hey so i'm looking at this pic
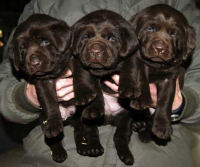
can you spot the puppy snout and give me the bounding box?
[88,43,104,59]
[29,54,41,67]
[152,40,168,55]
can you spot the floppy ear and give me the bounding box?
[119,23,139,57]
[183,25,196,60]
[51,21,72,53]
[129,13,138,31]
[8,41,20,71]
[71,22,83,56]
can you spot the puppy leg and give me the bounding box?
[119,56,141,99]
[73,58,97,105]
[73,117,104,157]
[130,62,153,110]
[35,79,63,138]
[82,85,105,119]
[152,77,176,139]
[113,111,134,165]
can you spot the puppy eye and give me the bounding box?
[40,39,50,46]
[146,26,156,32]
[82,34,91,40]
[107,35,116,41]
[169,30,178,37]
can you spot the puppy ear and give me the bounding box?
[71,22,82,56]
[119,23,139,57]
[51,21,72,53]
[8,42,20,71]
[183,25,196,60]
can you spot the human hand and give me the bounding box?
[104,75,183,110]
[26,69,74,108]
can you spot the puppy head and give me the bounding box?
[72,10,138,75]
[9,14,71,77]
[130,4,196,65]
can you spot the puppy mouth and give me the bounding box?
[88,63,105,69]
[32,71,47,76]
[146,56,168,63]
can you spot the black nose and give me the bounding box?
[29,54,41,67]
[152,40,168,55]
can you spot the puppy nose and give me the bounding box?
[29,54,41,67]
[152,40,167,54]
[89,43,104,57]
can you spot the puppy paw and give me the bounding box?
[42,117,63,138]
[50,142,67,163]
[82,105,104,120]
[115,142,134,165]
[132,121,147,132]
[152,117,172,140]
[119,85,141,99]
[130,96,152,110]
[114,135,134,165]
[75,89,97,106]
[75,134,104,157]
[118,150,134,166]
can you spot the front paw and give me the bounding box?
[42,117,63,138]
[130,95,152,110]
[152,116,172,140]
[75,88,97,106]
[82,104,104,120]
[119,84,141,99]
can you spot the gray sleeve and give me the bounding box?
[173,0,200,124]
[0,60,40,124]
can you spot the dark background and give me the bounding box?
[0,0,30,61]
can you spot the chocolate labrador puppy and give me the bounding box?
[129,4,196,140]
[72,9,139,119]
[9,14,72,162]
[71,10,139,165]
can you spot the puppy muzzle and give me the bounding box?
[82,41,112,68]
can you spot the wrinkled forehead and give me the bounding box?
[78,21,117,34]
[143,6,188,26]
[138,11,186,32]
[14,27,53,41]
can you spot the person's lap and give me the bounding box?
[0,124,194,167]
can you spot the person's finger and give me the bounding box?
[149,83,157,107]
[57,85,74,97]
[172,79,183,110]
[63,69,72,77]
[104,81,118,92]
[175,79,182,98]
[59,92,75,101]
[112,74,119,85]
[149,83,157,95]
[56,78,73,90]
[26,83,40,106]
